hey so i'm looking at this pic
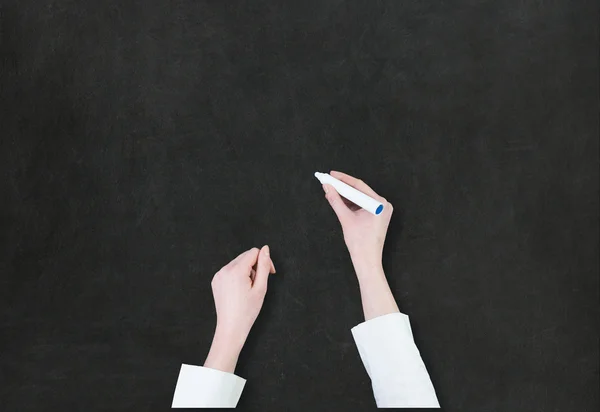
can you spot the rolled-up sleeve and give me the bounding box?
[171,364,246,408]
[351,312,440,408]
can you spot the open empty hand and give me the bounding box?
[204,246,275,373]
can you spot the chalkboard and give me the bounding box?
[1,1,598,411]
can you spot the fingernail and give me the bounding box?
[263,245,270,256]
[323,184,329,194]
[271,261,277,273]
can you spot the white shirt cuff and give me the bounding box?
[351,312,440,408]
[172,364,246,408]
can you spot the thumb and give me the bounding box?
[253,245,272,292]
[323,184,351,224]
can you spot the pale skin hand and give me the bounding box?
[323,171,400,321]
[204,172,395,372]
[204,245,276,373]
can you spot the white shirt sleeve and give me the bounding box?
[171,364,246,408]
[351,312,440,408]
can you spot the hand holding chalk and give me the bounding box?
[314,172,384,215]
[316,171,393,276]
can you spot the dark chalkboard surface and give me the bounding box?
[1,1,598,411]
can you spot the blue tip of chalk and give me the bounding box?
[376,205,384,215]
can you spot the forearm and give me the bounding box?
[203,329,244,374]
[353,260,399,321]
[351,261,438,408]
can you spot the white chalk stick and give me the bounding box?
[314,172,384,216]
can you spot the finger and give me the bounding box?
[230,247,260,272]
[386,202,394,217]
[229,248,257,265]
[329,170,385,201]
[253,245,272,291]
[323,184,352,224]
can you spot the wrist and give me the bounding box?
[214,324,248,351]
[204,328,245,374]
[352,266,400,321]
[350,256,385,280]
